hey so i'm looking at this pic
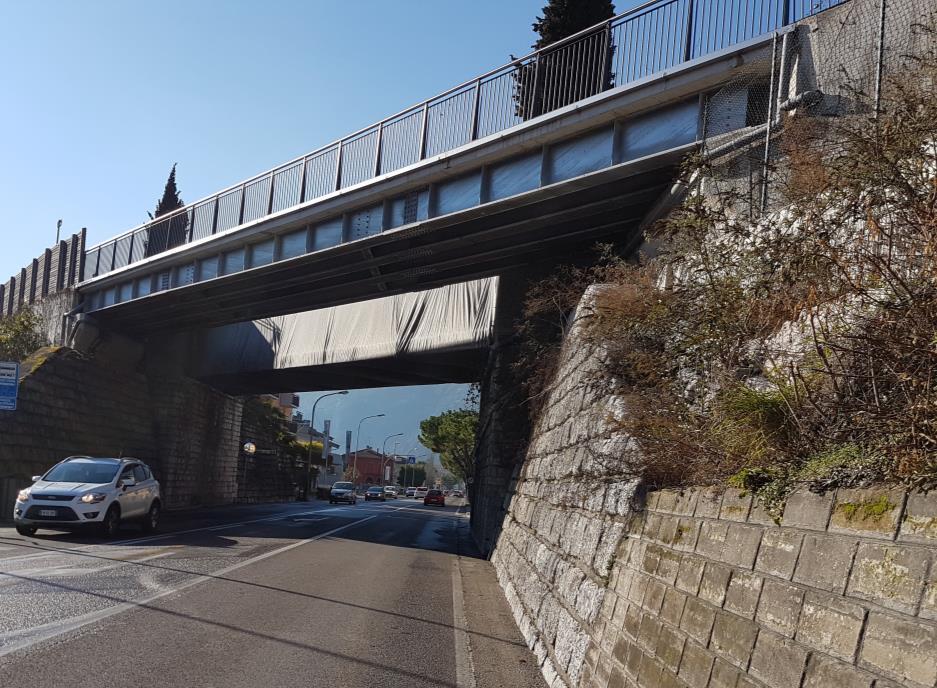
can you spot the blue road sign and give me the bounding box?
[0,361,19,411]
[407,456,416,464]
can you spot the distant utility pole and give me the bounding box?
[56,219,62,244]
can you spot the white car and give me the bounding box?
[414,486,429,500]
[329,481,357,505]
[13,456,161,538]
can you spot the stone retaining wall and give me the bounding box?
[582,486,937,688]
[490,294,937,688]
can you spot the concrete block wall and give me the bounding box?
[0,346,277,518]
[582,486,937,688]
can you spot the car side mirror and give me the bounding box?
[31,476,41,482]
[119,477,136,488]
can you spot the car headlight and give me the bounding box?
[16,488,31,502]
[80,492,108,504]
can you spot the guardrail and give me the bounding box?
[82,0,847,282]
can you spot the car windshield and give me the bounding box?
[368,487,382,493]
[333,482,353,490]
[428,490,441,496]
[43,460,119,484]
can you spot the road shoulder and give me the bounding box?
[455,513,546,688]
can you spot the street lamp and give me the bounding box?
[382,433,404,486]
[305,390,348,500]
[353,413,385,488]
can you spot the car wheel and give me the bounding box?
[15,524,37,537]
[142,500,160,533]
[101,505,121,538]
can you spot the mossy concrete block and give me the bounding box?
[723,570,763,619]
[781,490,833,531]
[677,641,714,688]
[710,611,759,669]
[793,534,857,594]
[802,653,873,688]
[748,631,809,688]
[709,659,742,688]
[846,542,931,615]
[831,487,905,540]
[796,592,866,662]
[698,562,732,607]
[693,487,724,519]
[719,488,753,522]
[859,612,937,686]
[722,523,763,569]
[655,623,686,673]
[756,579,804,638]
[755,528,803,580]
[899,491,937,545]
[679,597,716,647]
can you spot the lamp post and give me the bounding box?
[305,390,348,500]
[353,413,385,489]
[382,433,404,486]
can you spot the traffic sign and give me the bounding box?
[0,361,19,411]
[407,456,416,464]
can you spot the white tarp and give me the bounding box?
[195,277,498,375]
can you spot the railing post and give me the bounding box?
[266,171,277,215]
[599,20,613,92]
[469,79,482,141]
[418,102,430,160]
[237,184,247,225]
[684,0,696,62]
[127,231,135,265]
[334,142,344,191]
[530,53,543,118]
[211,196,219,235]
[373,123,384,177]
[298,157,308,204]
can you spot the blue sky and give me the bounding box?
[1,0,641,457]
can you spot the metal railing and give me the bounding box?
[83,0,847,282]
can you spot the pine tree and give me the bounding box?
[514,0,616,120]
[145,163,189,257]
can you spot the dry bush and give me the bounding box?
[518,28,937,509]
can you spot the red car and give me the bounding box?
[423,489,446,506]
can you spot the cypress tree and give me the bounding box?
[146,163,189,257]
[514,0,616,120]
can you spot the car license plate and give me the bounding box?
[39,509,57,517]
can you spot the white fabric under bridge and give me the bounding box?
[195,277,498,375]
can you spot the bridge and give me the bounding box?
[0,0,852,397]
[67,0,844,345]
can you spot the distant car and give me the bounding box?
[424,489,445,507]
[405,487,416,497]
[383,486,397,499]
[451,489,464,498]
[365,486,386,501]
[13,456,161,538]
[414,486,429,500]
[329,482,357,505]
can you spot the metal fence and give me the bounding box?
[83,0,849,282]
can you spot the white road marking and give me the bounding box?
[0,550,173,581]
[451,505,477,688]
[0,506,339,563]
[0,509,394,658]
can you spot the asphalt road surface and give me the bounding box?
[0,498,545,688]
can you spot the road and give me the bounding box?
[0,498,544,688]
